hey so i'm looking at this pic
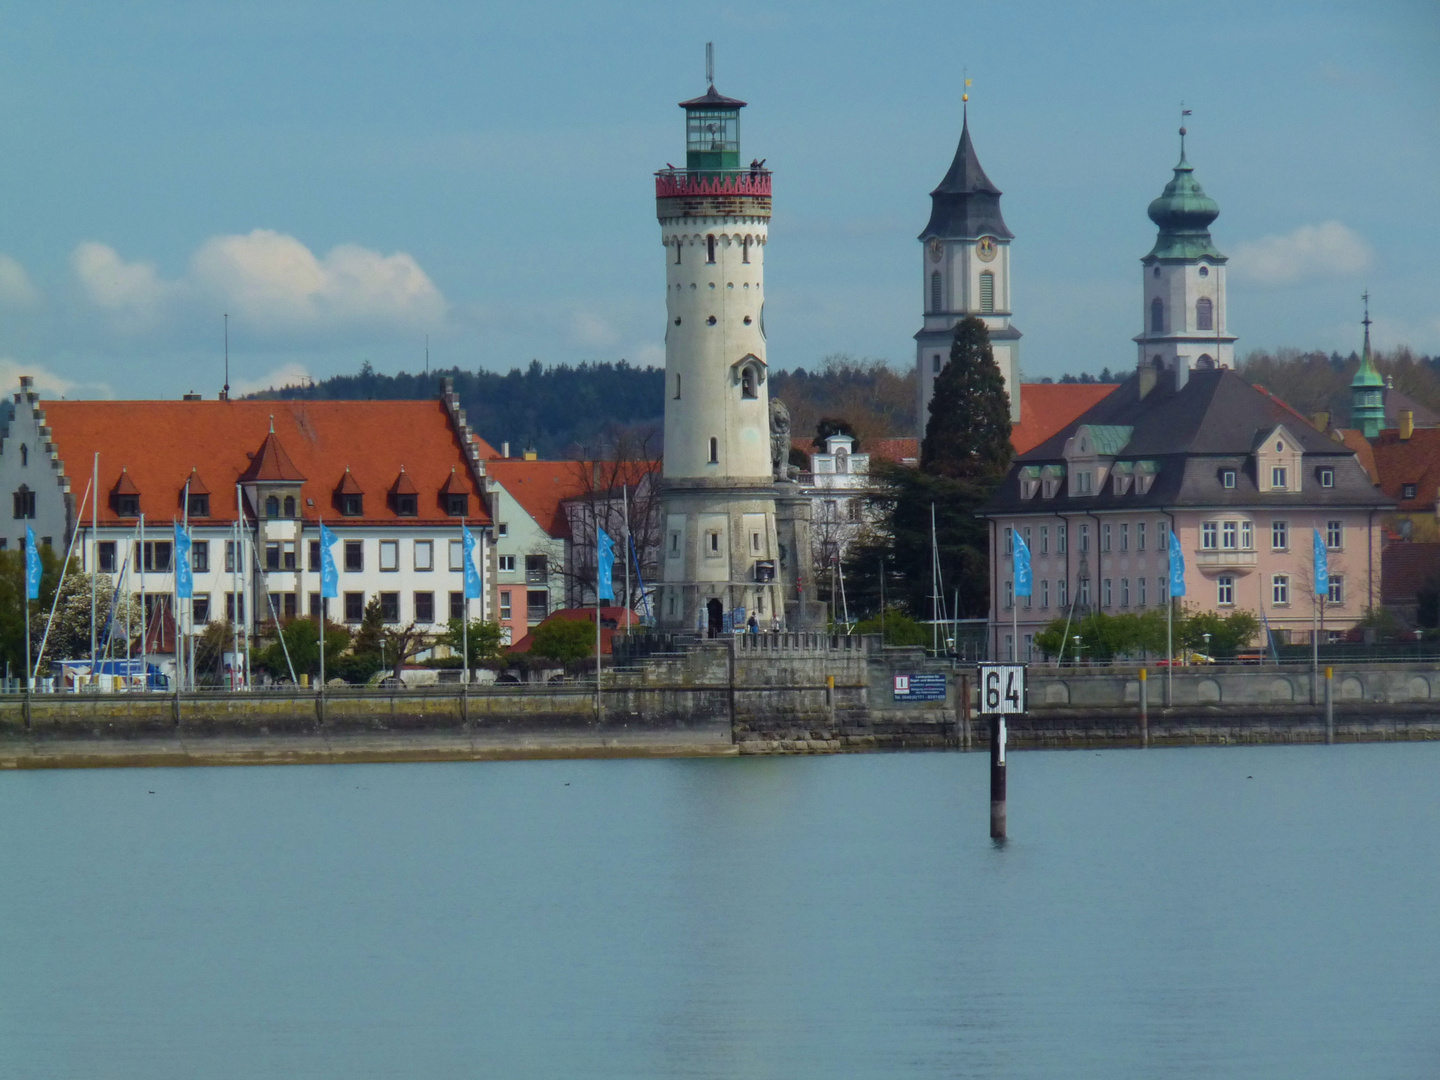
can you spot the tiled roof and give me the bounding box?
[1381,542,1440,604]
[1337,429,1379,484]
[1010,383,1119,455]
[40,398,490,526]
[985,369,1391,515]
[238,429,306,483]
[1370,427,1440,511]
[487,459,593,539]
[868,438,919,465]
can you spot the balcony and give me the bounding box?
[654,168,771,198]
[1194,548,1258,570]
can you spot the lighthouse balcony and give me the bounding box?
[655,168,771,197]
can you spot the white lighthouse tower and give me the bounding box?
[654,57,816,634]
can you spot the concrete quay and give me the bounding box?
[0,638,1436,769]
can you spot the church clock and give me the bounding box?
[976,236,997,261]
[927,237,943,262]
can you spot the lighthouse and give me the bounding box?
[653,58,816,634]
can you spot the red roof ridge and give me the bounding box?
[390,466,418,495]
[113,467,140,495]
[182,467,210,495]
[335,468,363,495]
[440,468,468,495]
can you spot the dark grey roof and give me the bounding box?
[983,369,1393,515]
[679,85,746,109]
[919,113,1013,241]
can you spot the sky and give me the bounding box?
[0,0,1436,400]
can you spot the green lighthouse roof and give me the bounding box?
[1144,130,1224,262]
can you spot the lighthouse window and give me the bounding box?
[706,315,717,325]
[674,374,682,400]
[1151,297,1164,333]
[19,445,26,467]
[708,437,718,464]
[933,354,941,374]
[1196,297,1213,331]
[979,271,995,314]
[674,240,681,265]
[930,272,941,312]
[742,237,751,264]
[706,235,716,264]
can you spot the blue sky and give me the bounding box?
[0,0,1435,399]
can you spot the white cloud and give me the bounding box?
[0,358,114,399]
[230,362,314,397]
[568,310,620,348]
[72,230,446,340]
[1230,221,1374,286]
[0,255,40,308]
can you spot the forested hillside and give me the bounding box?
[254,355,919,458]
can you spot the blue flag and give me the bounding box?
[1313,528,1329,598]
[174,523,193,599]
[596,526,615,603]
[1012,529,1032,597]
[24,525,41,600]
[462,525,483,600]
[319,523,339,599]
[1168,528,1186,597]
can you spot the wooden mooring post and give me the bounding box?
[1139,667,1149,748]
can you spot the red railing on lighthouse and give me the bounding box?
[655,169,772,198]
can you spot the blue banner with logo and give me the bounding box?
[1012,529,1032,597]
[24,525,40,600]
[1168,528,1186,597]
[462,525,483,600]
[596,526,615,603]
[174,523,193,599]
[319,523,339,599]
[1313,528,1329,597]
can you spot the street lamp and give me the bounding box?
[1202,631,1211,662]
[1073,634,1083,666]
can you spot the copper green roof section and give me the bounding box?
[1083,425,1135,456]
[1351,300,1386,438]
[1144,132,1225,262]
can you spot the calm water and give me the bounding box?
[2,745,1438,1079]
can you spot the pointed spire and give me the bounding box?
[921,104,1012,241]
[1352,291,1383,388]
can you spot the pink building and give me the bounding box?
[980,134,1390,659]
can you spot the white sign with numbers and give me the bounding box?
[977,664,1026,716]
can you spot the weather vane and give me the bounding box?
[1362,290,1371,329]
[705,41,713,87]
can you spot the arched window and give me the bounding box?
[1151,297,1164,333]
[930,271,942,312]
[265,495,280,518]
[708,437,718,464]
[742,237,751,264]
[979,271,995,314]
[674,374,682,400]
[706,235,716,264]
[283,495,296,518]
[1196,297,1213,331]
[19,445,27,467]
[1196,353,1215,370]
[741,366,757,399]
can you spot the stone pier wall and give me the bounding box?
[1,641,1437,769]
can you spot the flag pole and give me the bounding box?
[595,508,602,721]
[318,514,326,695]
[89,453,98,685]
[461,516,469,688]
[623,485,631,631]
[139,513,147,690]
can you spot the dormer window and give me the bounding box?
[283,495,296,518]
[336,468,364,517]
[1403,483,1418,500]
[187,494,210,517]
[265,496,280,518]
[396,493,418,516]
[117,494,139,517]
[1271,466,1288,490]
[1319,468,1334,489]
[343,494,363,516]
[1222,469,1236,490]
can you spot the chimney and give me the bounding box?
[1312,411,1330,432]
[183,392,202,401]
[523,446,538,461]
[1139,364,1157,399]
[501,441,510,459]
[1400,410,1414,440]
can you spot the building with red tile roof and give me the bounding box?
[1010,383,1120,456]
[0,376,495,682]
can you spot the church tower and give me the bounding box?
[1350,293,1386,438]
[654,58,815,633]
[915,105,1021,438]
[1136,125,1237,397]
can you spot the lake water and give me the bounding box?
[2,744,1438,1079]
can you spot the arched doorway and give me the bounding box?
[707,598,724,638]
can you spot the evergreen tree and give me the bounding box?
[920,316,1013,481]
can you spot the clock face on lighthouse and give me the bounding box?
[976,236,997,262]
[927,237,943,262]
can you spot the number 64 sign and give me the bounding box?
[977,663,1026,716]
